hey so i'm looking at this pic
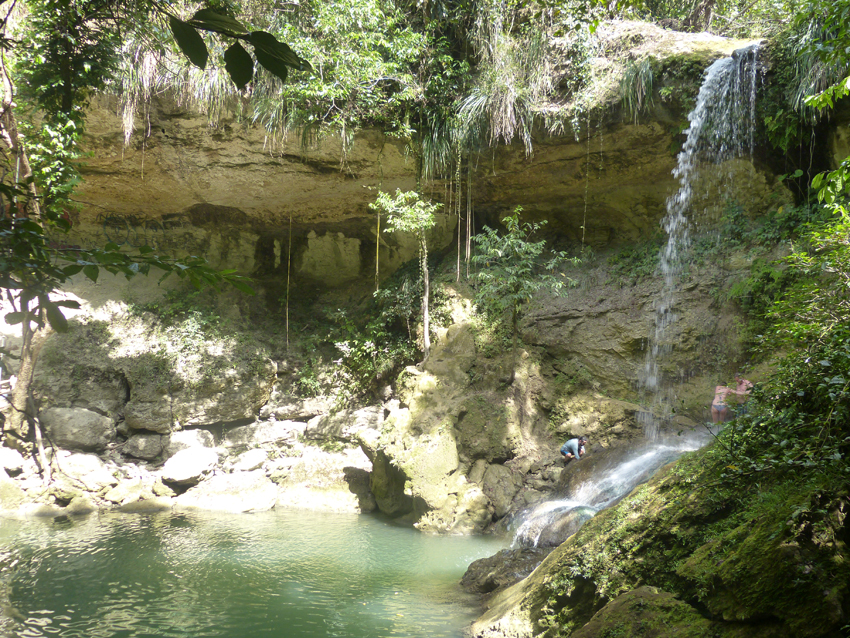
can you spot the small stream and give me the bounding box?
[0,509,505,638]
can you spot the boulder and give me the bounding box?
[231,448,267,472]
[224,420,305,449]
[41,407,116,451]
[103,478,146,505]
[163,429,215,458]
[160,447,219,485]
[570,587,716,638]
[260,394,332,420]
[461,548,553,594]
[53,451,118,492]
[124,399,173,434]
[304,406,383,441]
[175,470,278,513]
[482,464,521,518]
[123,433,165,460]
[65,495,98,515]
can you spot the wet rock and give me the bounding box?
[535,506,598,547]
[123,433,165,460]
[176,470,278,513]
[462,548,553,595]
[161,447,219,485]
[41,407,116,452]
[163,429,215,458]
[118,497,173,513]
[65,495,97,515]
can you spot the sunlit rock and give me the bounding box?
[176,470,278,513]
[160,447,219,485]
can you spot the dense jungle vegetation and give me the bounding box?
[0,0,848,557]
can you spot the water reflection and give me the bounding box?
[0,510,505,638]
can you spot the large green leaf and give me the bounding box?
[4,311,25,325]
[44,303,69,333]
[83,264,99,283]
[248,31,310,81]
[189,8,249,37]
[169,16,208,70]
[224,42,254,90]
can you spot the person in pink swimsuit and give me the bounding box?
[711,385,734,423]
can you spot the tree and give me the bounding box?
[471,207,577,383]
[369,190,440,359]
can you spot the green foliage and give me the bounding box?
[15,0,122,115]
[370,189,440,237]
[607,232,664,285]
[714,205,850,484]
[620,59,655,123]
[471,208,578,349]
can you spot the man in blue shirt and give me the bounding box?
[560,436,587,462]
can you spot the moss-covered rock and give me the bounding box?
[471,446,849,637]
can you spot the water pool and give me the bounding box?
[0,509,505,638]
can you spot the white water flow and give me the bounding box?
[639,45,761,438]
[512,437,706,548]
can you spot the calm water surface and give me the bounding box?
[0,509,505,638]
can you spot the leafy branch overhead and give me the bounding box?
[168,8,313,90]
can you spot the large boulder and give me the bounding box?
[41,407,116,452]
[304,406,383,441]
[163,429,215,458]
[481,464,522,519]
[175,470,278,513]
[160,447,219,485]
[53,451,118,492]
[274,446,377,514]
[223,420,305,450]
[123,433,165,460]
[461,548,553,595]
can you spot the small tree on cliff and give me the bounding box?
[369,190,440,360]
[472,207,577,383]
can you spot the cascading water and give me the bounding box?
[639,44,762,438]
[511,438,706,548]
[511,49,764,548]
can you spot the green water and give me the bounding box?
[0,509,505,638]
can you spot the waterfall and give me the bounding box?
[639,44,762,438]
[511,438,705,548]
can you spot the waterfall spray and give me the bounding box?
[639,45,762,438]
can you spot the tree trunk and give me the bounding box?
[509,306,518,385]
[4,309,50,448]
[420,236,430,359]
[684,0,716,31]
